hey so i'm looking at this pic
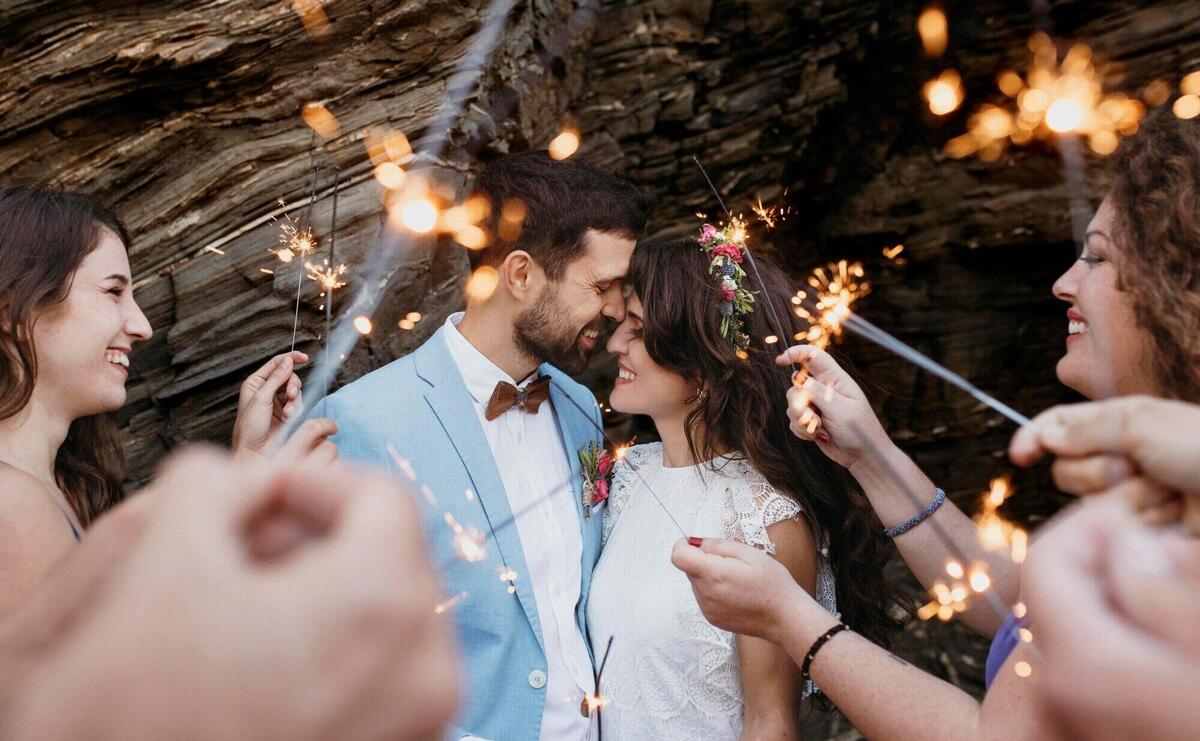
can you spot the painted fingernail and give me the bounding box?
[817,432,831,443]
[688,536,703,547]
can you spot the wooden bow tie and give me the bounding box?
[484,376,552,421]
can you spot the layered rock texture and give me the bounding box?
[4,0,1198,735]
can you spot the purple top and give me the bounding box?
[985,612,1027,688]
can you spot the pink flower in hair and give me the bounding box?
[721,286,736,302]
[698,224,719,245]
[711,244,743,263]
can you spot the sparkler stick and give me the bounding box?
[326,164,341,346]
[290,159,323,352]
[840,313,1032,426]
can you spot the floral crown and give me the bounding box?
[697,218,756,351]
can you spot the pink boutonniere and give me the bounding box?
[579,441,615,519]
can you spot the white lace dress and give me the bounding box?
[586,443,838,740]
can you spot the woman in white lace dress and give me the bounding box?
[586,237,901,739]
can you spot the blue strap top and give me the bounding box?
[985,611,1027,688]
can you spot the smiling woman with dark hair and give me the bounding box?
[0,185,336,618]
[586,233,902,739]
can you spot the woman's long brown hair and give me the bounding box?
[629,239,903,646]
[0,185,129,527]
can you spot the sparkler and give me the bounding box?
[548,127,581,160]
[944,34,1144,161]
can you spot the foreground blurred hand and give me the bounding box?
[1023,494,1200,740]
[1010,396,1200,527]
[0,448,458,741]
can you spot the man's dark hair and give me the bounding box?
[467,150,645,279]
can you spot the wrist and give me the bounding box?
[773,584,840,655]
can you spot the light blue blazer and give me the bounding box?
[311,326,605,740]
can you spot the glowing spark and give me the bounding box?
[398,310,423,332]
[204,245,225,255]
[917,6,948,57]
[1019,627,1034,643]
[374,162,406,190]
[397,198,439,234]
[548,129,581,160]
[259,268,275,275]
[419,484,438,507]
[968,565,991,593]
[291,0,330,38]
[498,199,527,244]
[435,592,467,614]
[882,244,905,260]
[794,260,870,350]
[946,36,1144,160]
[751,194,791,229]
[1014,661,1032,678]
[465,266,500,302]
[946,560,964,579]
[1045,98,1084,133]
[301,102,340,140]
[444,512,487,562]
[305,260,347,292]
[454,225,489,250]
[385,444,419,481]
[1173,94,1200,120]
[275,213,317,261]
[764,335,779,345]
[353,315,373,335]
[582,694,609,716]
[498,567,518,594]
[465,488,475,502]
[1013,602,1027,619]
[1010,528,1028,564]
[924,70,963,115]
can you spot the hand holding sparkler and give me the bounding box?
[232,351,338,465]
[1010,396,1200,531]
[670,537,837,647]
[776,344,891,470]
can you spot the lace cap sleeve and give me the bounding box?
[718,459,802,555]
[602,443,657,545]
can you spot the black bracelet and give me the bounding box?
[884,487,946,538]
[800,623,848,685]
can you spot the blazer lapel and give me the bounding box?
[420,331,544,651]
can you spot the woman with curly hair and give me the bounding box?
[586,232,902,739]
[671,111,1200,740]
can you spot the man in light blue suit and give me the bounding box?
[313,151,645,741]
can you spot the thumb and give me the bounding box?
[777,344,854,388]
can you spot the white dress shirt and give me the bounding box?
[443,313,596,741]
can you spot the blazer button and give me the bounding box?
[528,670,547,689]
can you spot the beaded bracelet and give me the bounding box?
[801,623,848,685]
[884,487,946,538]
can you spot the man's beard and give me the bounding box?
[513,287,591,375]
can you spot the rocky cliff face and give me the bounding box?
[4,0,1197,735]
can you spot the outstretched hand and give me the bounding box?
[1009,396,1200,527]
[775,344,891,470]
[670,537,835,646]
